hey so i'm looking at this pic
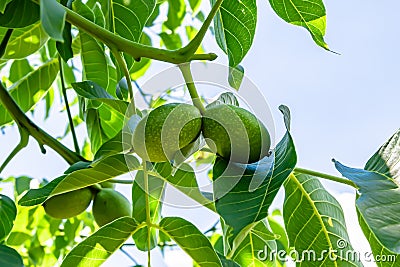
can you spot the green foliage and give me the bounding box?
[0,0,398,266]
[0,23,48,59]
[283,173,362,266]
[0,194,16,242]
[132,170,165,251]
[0,245,23,267]
[61,217,138,267]
[212,107,295,238]
[0,59,59,126]
[159,217,222,266]
[268,0,329,50]
[40,0,66,42]
[212,0,257,67]
[0,0,39,28]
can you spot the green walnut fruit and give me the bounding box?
[133,103,202,162]
[43,188,93,219]
[92,188,132,227]
[202,104,271,164]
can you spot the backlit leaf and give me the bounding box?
[211,0,257,67]
[160,217,222,267]
[0,194,17,242]
[0,59,59,127]
[283,173,361,266]
[268,0,329,50]
[61,217,138,267]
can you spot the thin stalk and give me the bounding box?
[294,167,357,188]
[178,63,206,114]
[143,161,152,267]
[59,57,80,154]
[108,179,134,184]
[111,49,136,111]
[0,82,84,165]
[179,0,223,56]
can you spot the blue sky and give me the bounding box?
[1,0,399,266]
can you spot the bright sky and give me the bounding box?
[1,0,399,266]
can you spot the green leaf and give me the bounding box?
[0,0,39,28]
[112,0,156,42]
[334,160,400,254]
[0,194,17,242]
[164,0,186,31]
[132,170,165,251]
[365,129,400,181]
[212,106,296,237]
[0,59,59,127]
[72,81,130,116]
[111,0,156,72]
[267,210,288,257]
[130,33,152,79]
[283,173,362,266]
[189,0,202,15]
[73,1,113,92]
[86,108,109,153]
[0,0,13,13]
[212,0,257,67]
[0,22,49,59]
[40,0,66,42]
[159,32,182,50]
[360,129,400,262]
[53,154,139,195]
[9,59,33,82]
[159,217,222,267]
[18,176,66,206]
[72,80,113,99]
[19,154,140,206]
[61,217,138,267]
[0,245,23,267]
[56,0,73,62]
[231,220,277,267]
[268,0,329,50]
[228,65,244,90]
[93,129,134,161]
[357,210,400,266]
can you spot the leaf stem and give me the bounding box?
[108,179,134,184]
[178,63,206,114]
[178,0,223,56]
[59,57,80,154]
[110,49,136,114]
[294,167,357,188]
[143,161,152,267]
[0,82,85,165]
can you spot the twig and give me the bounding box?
[294,167,357,188]
[59,57,80,154]
[0,82,85,165]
